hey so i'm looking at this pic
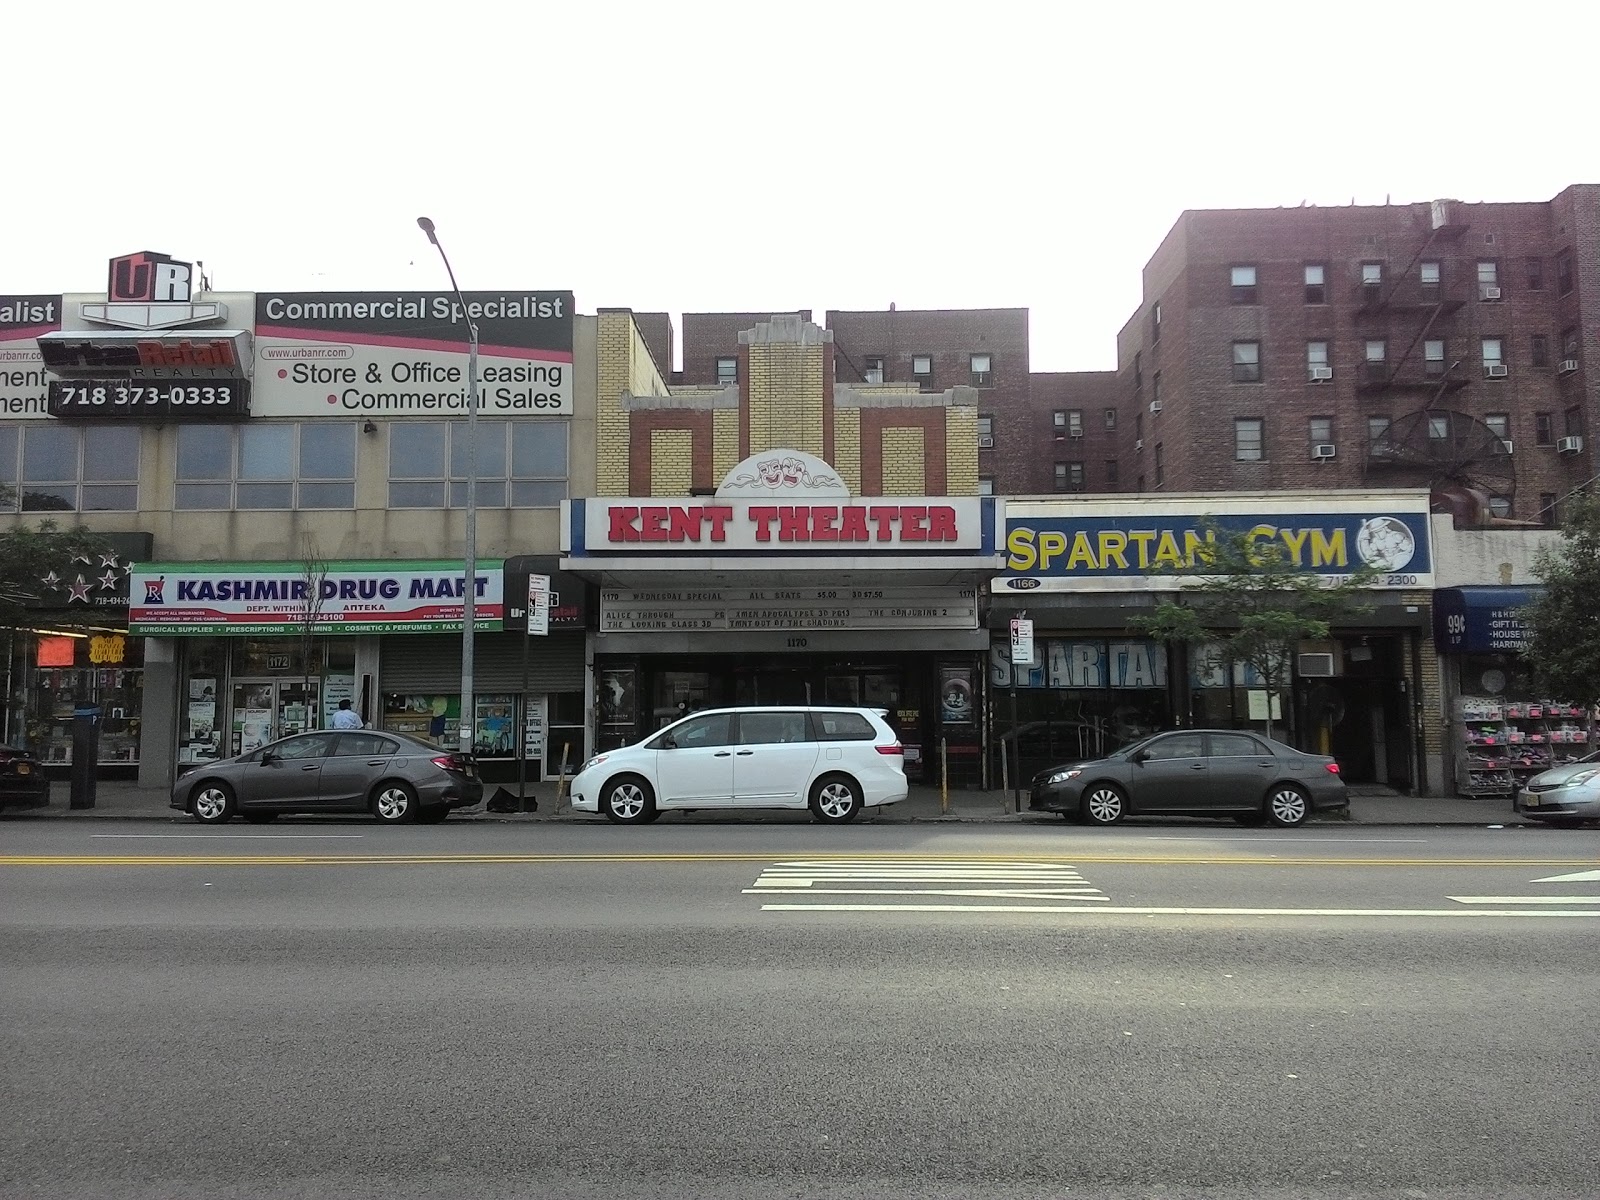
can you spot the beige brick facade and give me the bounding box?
[747,342,824,455]
[712,408,740,482]
[833,408,862,494]
[944,406,979,494]
[596,310,670,495]
[881,428,926,495]
[649,429,694,496]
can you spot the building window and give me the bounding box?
[1308,417,1333,450]
[1558,252,1574,296]
[1306,340,1330,380]
[1151,302,1162,343]
[1053,410,1066,428]
[1067,409,1083,436]
[4,425,140,513]
[715,356,737,385]
[1488,496,1512,519]
[1137,475,1145,493]
[1304,263,1327,305]
[1104,407,1117,429]
[911,354,933,390]
[1152,371,1162,404]
[1535,412,1555,446]
[1527,257,1545,291]
[1424,338,1446,377]
[976,476,994,496]
[1053,462,1068,492]
[387,419,567,509]
[1428,414,1449,441]
[1231,341,1261,383]
[1230,265,1259,304]
[178,423,356,511]
[1419,260,1442,292]
[1477,260,1500,299]
[1152,444,1163,487]
[1482,337,1505,374]
[1133,351,1143,390]
[969,353,992,386]
[1561,327,1581,361]
[977,415,994,441]
[1361,261,1383,287]
[1105,459,1119,487]
[1365,339,1388,382]
[1135,411,1143,442]
[1367,416,1391,446]
[1566,406,1583,437]
[1234,418,1263,461]
[1068,462,1086,492]
[1539,493,1559,527]
[1531,334,1550,368]
[1486,413,1511,453]
[863,356,885,384]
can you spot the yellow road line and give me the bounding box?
[1,852,1597,868]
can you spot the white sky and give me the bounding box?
[8,0,1598,371]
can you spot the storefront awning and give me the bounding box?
[1433,586,1537,654]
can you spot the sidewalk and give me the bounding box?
[2,779,1542,826]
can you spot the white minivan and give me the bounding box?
[570,706,908,823]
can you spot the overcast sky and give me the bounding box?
[8,0,1596,371]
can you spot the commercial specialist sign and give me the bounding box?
[998,495,1433,591]
[252,290,574,417]
[129,560,504,635]
[0,295,59,418]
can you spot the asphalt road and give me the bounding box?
[3,820,1598,1199]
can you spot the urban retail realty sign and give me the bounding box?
[129,560,504,635]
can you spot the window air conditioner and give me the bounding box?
[1309,366,1333,381]
[1482,286,1503,300]
[1485,363,1508,378]
[1149,400,1163,413]
[1558,435,1584,454]
[1134,438,1144,451]
[1069,427,1083,437]
[1297,652,1337,678]
[1559,359,1580,374]
[1311,444,1337,460]
[1498,439,1514,455]
[977,435,995,449]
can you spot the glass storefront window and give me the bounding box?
[20,632,144,764]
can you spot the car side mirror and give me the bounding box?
[661,736,677,750]
[1131,749,1151,764]
[260,750,277,765]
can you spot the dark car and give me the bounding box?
[0,743,51,812]
[170,730,483,825]
[1030,728,1347,827]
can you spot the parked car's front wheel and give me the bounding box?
[810,774,862,823]
[1081,783,1127,826]
[191,781,235,825]
[371,781,418,824]
[601,775,655,824]
[1266,783,1310,827]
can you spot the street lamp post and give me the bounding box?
[416,217,480,754]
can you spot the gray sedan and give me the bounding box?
[1030,729,1348,827]
[1515,750,1600,827]
[170,730,483,825]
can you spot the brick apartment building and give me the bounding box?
[1113,187,1600,523]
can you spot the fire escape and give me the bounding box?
[1361,202,1514,518]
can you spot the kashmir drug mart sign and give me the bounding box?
[129,561,504,635]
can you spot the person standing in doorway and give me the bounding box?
[330,699,363,730]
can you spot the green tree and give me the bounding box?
[0,488,111,629]
[1525,490,1600,747]
[1129,520,1380,740]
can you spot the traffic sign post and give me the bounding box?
[514,574,553,811]
[1008,616,1033,813]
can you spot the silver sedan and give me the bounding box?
[1515,751,1600,828]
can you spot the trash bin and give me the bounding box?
[69,705,101,810]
